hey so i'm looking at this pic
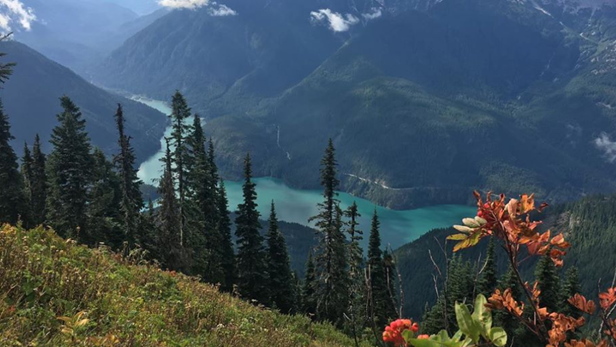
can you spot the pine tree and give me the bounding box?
[235,153,269,305]
[383,249,398,317]
[217,179,236,292]
[310,139,349,326]
[302,251,317,317]
[343,202,366,338]
[0,98,27,225]
[535,255,562,313]
[169,91,192,246]
[21,142,33,226]
[477,237,498,296]
[0,41,14,84]
[30,135,47,226]
[113,104,144,247]
[367,209,396,328]
[157,138,186,271]
[266,201,296,313]
[46,96,93,240]
[87,149,122,247]
[561,267,581,317]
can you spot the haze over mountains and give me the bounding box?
[91,0,616,208]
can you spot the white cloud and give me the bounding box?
[209,4,236,16]
[0,0,36,32]
[310,9,359,33]
[158,0,209,10]
[594,132,616,162]
[362,7,382,20]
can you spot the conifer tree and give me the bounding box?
[21,142,33,226]
[87,148,122,247]
[235,153,269,305]
[266,201,296,313]
[367,209,395,327]
[46,96,93,240]
[29,135,47,226]
[0,99,27,225]
[113,104,144,247]
[302,251,317,317]
[383,249,398,316]
[561,267,581,317]
[344,202,366,337]
[310,139,349,326]
[157,138,185,271]
[217,179,236,292]
[477,237,498,296]
[535,254,562,313]
[170,91,192,246]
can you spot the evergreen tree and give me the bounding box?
[157,138,186,271]
[421,296,447,335]
[217,179,236,292]
[561,267,582,318]
[535,255,562,313]
[477,237,498,296]
[367,209,395,328]
[30,135,47,226]
[0,98,27,225]
[266,201,296,313]
[46,96,93,240]
[302,251,317,317]
[87,149,122,247]
[169,91,192,246]
[383,249,398,317]
[21,142,33,226]
[309,139,349,326]
[235,153,269,305]
[113,104,144,247]
[344,202,366,337]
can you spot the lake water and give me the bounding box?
[132,95,475,248]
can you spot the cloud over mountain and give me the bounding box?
[0,0,36,32]
[310,8,359,32]
[158,0,209,10]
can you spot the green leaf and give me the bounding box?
[472,294,492,337]
[402,329,414,343]
[455,302,480,342]
[462,218,480,227]
[488,327,507,347]
[447,233,469,241]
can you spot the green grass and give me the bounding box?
[0,225,370,347]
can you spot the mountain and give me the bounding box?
[0,41,166,161]
[0,224,367,347]
[395,193,616,320]
[100,0,162,15]
[96,0,616,209]
[14,0,168,73]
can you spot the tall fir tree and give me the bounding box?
[186,116,224,284]
[0,98,27,225]
[157,138,186,271]
[169,91,192,246]
[87,148,122,247]
[21,142,33,226]
[477,237,498,296]
[235,153,269,305]
[343,202,366,337]
[217,179,236,292]
[561,267,581,318]
[113,104,144,247]
[266,201,296,313]
[367,209,396,328]
[302,251,318,317]
[46,96,93,240]
[29,135,47,226]
[309,139,349,326]
[535,255,562,313]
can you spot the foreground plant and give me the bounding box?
[383,294,507,347]
[448,192,616,347]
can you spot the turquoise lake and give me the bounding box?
[132,95,475,248]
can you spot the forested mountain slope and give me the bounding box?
[395,193,616,320]
[0,41,166,161]
[96,0,616,208]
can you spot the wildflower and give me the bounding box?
[383,319,419,346]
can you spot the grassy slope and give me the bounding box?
[0,225,366,347]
